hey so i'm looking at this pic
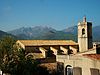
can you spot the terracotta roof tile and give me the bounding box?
[83,54,100,60]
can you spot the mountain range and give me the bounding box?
[0,30,8,38]
[0,25,100,41]
[0,30,16,39]
[8,26,77,41]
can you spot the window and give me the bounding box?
[82,28,85,35]
[57,62,64,75]
[73,67,82,75]
[90,68,99,75]
[65,65,73,75]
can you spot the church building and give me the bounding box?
[16,17,100,75]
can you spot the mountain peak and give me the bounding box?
[8,26,57,39]
[6,25,100,41]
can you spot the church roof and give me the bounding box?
[83,54,100,60]
[17,40,78,46]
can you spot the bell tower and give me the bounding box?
[78,17,93,52]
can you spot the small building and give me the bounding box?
[57,54,100,75]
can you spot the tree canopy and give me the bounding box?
[0,36,51,75]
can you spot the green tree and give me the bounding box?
[0,36,50,75]
[0,36,16,73]
[0,36,38,75]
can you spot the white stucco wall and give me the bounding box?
[56,55,100,75]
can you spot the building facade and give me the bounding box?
[57,17,100,75]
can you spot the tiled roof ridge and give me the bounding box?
[17,40,78,46]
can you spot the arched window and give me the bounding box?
[65,65,73,75]
[82,28,85,35]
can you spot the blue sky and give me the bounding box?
[0,0,100,31]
